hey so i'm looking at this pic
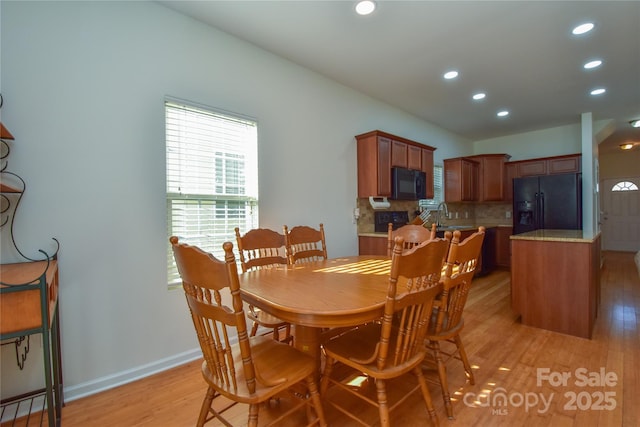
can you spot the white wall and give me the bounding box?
[581,113,598,237]
[473,123,582,160]
[599,149,640,179]
[0,1,469,400]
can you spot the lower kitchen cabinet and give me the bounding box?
[358,235,388,256]
[495,226,513,268]
[359,226,499,277]
[436,227,495,276]
[510,231,601,338]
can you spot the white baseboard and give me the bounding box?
[63,348,202,402]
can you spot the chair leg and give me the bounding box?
[284,323,292,344]
[306,375,327,426]
[250,321,259,337]
[319,356,334,394]
[375,379,391,427]
[454,335,475,385]
[197,386,215,427]
[432,342,454,419]
[247,403,259,427]
[414,366,439,426]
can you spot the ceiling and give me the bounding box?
[158,1,640,152]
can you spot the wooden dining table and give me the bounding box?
[238,255,392,369]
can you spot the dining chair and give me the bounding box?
[387,222,437,256]
[283,223,327,264]
[425,226,485,419]
[234,227,292,344]
[320,236,449,427]
[283,223,353,342]
[170,237,326,427]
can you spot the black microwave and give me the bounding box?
[392,167,426,200]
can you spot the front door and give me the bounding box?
[601,177,640,251]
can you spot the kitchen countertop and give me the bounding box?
[359,224,506,238]
[510,229,601,243]
[359,232,390,238]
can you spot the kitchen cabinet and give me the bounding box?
[434,226,495,276]
[391,140,407,167]
[443,157,479,202]
[358,235,388,256]
[495,226,513,268]
[466,154,511,201]
[421,149,434,199]
[517,159,547,177]
[356,130,435,199]
[504,154,581,200]
[408,145,422,170]
[508,154,581,179]
[511,231,600,338]
[357,133,391,197]
[548,155,581,174]
[504,162,517,201]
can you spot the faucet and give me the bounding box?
[436,202,449,227]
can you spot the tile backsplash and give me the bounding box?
[356,198,513,233]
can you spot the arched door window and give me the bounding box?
[611,181,639,191]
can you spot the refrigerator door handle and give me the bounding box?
[535,192,540,229]
[539,192,545,229]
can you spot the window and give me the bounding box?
[419,164,444,208]
[611,181,639,191]
[166,99,258,286]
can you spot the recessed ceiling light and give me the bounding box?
[590,88,606,96]
[630,119,640,128]
[572,22,594,35]
[472,93,486,101]
[355,0,376,15]
[443,70,459,80]
[619,143,634,150]
[583,60,602,69]
[497,110,509,117]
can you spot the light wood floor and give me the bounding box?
[12,251,640,426]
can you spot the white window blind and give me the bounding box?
[419,164,444,207]
[166,99,259,286]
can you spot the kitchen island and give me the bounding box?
[510,229,601,338]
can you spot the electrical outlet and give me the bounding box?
[506,211,512,219]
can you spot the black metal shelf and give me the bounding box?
[0,95,62,426]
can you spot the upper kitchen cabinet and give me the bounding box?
[509,154,581,178]
[391,140,407,167]
[356,130,435,199]
[516,158,547,177]
[504,162,518,201]
[444,157,479,202]
[548,154,581,175]
[504,154,581,201]
[466,154,511,202]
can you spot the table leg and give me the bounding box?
[294,325,322,374]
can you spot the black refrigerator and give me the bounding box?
[512,173,582,235]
